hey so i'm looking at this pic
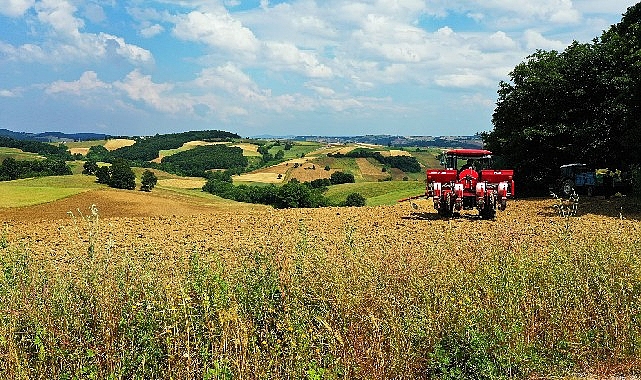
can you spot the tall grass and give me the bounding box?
[0,214,640,378]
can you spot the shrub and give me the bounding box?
[330,171,355,185]
[140,170,158,192]
[308,178,332,189]
[109,159,136,190]
[82,161,99,175]
[343,193,366,207]
[95,166,110,184]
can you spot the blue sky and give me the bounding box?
[0,0,637,137]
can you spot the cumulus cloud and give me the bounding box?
[0,0,34,17]
[435,73,495,88]
[482,31,518,51]
[173,10,260,56]
[3,0,634,135]
[140,24,164,38]
[306,84,336,97]
[466,0,581,25]
[263,41,333,78]
[46,71,110,94]
[352,14,431,63]
[0,0,153,65]
[0,41,47,62]
[36,0,85,36]
[114,70,192,114]
[524,29,566,51]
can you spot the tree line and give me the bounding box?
[202,171,363,208]
[160,145,247,177]
[328,149,421,173]
[0,157,71,181]
[484,4,641,195]
[0,136,72,160]
[105,130,240,162]
[83,159,157,191]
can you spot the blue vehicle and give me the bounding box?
[559,163,596,196]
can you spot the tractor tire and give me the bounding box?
[481,208,496,220]
[480,203,496,219]
[562,179,574,197]
[437,202,453,217]
[437,195,454,217]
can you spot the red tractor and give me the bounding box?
[402,149,515,219]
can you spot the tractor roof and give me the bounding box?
[445,149,492,157]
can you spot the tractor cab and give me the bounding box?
[441,149,493,192]
[442,149,493,172]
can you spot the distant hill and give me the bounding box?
[284,135,483,149]
[0,129,109,142]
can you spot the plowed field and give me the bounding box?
[1,189,640,378]
[1,190,639,258]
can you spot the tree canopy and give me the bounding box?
[484,4,641,195]
[160,145,247,177]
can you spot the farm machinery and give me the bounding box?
[401,149,514,219]
[554,163,627,197]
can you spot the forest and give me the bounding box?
[484,3,641,194]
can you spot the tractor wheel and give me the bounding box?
[437,196,453,217]
[437,202,453,217]
[562,179,574,197]
[480,204,496,219]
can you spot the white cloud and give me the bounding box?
[46,71,110,94]
[263,41,333,78]
[482,31,518,51]
[194,63,256,94]
[36,0,85,36]
[0,89,18,97]
[575,1,637,14]
[140,24,164,38]
[352,14,432,63]
[0,0,154,65]
[83,2,106,24]
[0,0,34,17]
[469,0,580,25]
[173,11,260,56]
[462,92,495,108]
[306,84,336,97]
[435,73,494,88]
[0,41,47,62]
[114,70,192,114]
[100,33,154,64]
[524,29,566,51]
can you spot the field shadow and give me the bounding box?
[401,211,494,221]
[540,196,641,220]
[402,212,443,221]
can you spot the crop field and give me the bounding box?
[0,147,44,162]
[103,139,136,151]
[1,183,640,378]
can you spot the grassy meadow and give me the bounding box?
[325,180,425,206]
[0,199,640,379]
[0,175,99,207]
[0,148,45,162]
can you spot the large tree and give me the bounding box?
[109,159,136,190]
[484,3,641,195]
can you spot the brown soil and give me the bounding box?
[0,188,262,222]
